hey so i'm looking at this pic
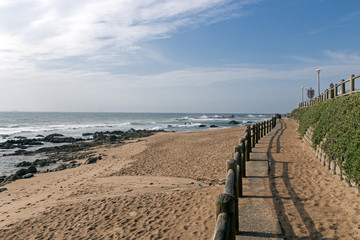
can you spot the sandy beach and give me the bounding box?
[0,127,245,239]
[2,119,360,239]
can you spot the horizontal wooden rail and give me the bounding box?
[299,73,360,108]
[212,115,278,239]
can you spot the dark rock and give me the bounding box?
[22,173,34,179]
[85,157,98,164]
[27,166,37,173]
[0,188,7,192]
[82,133,93,136]
[14,150,28,155]
[108,135,117,142]
[15,168,29,177]
[210,125,218,128]
[199,124,207,127]
[36,135,44,138]
[15,161,32,167]
[53,164,68,171]
[45,133,64,138]
[42,134,84,143]
[5,175,19,182]
[229,120,240,124]
[0,138,43,150]
[15,166,37,177]
[33,159,56,167]
[15,159,55,167]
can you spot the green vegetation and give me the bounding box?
[291,93,360,183]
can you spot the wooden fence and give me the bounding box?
[299,74,360,108]
[212,116,277,240]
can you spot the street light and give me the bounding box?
[301,86,304,102]
[316,68,321,96]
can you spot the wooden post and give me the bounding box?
[226,159,239,234]
[252,126,256,147]
[215,194,236,240]
[334,84,338,97]
[234,145,245,178]
[269,119,272,131]
[260,122,264,138]
[341,79,345,95]
[252,131,256,148]
[264,121,267,135]
[237,164,242,197]
[212,213,229,240]
[233,148,243,196]
[265,121,268,135]
[273,117,276,128]
[246,126,251,153]
[350,74,355,93]
[263,121,266,136]
[240,138,248,162]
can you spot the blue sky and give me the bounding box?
[0,0,359,113]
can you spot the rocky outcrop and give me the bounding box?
[0,128,165,187]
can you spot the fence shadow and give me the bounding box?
[268,120,323,239]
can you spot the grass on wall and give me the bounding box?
[291,93,360,183]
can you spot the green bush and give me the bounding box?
[291,93,360,183]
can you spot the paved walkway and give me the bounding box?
[237,120,285,240]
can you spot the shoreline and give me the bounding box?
[0,126,246,239]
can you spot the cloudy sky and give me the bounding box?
[0,0,359,113]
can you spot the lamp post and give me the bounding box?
[301,86,304,102]
[316,68,321,96]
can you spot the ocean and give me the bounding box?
[0,112,273,175]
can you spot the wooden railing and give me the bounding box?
[299,74,360,108]
[212,116,277,240]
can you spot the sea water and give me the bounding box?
[0,112,272,175]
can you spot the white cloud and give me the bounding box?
[0,0,251,64]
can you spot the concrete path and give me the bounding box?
[236,120,285,240]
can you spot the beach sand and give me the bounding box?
[269,119,360,239]
[0,127,245,239]
[2,119,360,239]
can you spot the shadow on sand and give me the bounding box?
[267,120,325,239]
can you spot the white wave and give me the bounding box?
[174,123,202,128]
[0,122,134,136]
[176,116,189,120]
[248,114,255,118]
[149,126,164,131]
